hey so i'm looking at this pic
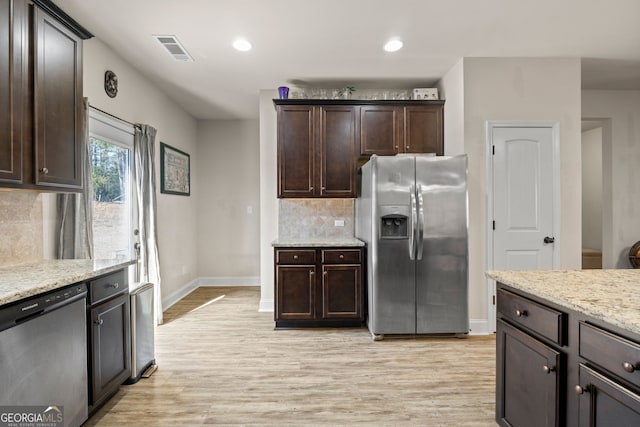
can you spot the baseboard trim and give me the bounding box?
[259,298,274,313]
[199,276,260,287]
[469,319,494,336]
[162,276,261,311]
[162,278,199,311]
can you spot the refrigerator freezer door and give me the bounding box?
[415,155,469,334]
[369,155,417,335]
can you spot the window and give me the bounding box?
[89,109,135,260]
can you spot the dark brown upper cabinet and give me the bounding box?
[274,99,444,199]
[360,103,444,156]
[0,0,92,192]
[276,104,357,198]
[0,0,27,184]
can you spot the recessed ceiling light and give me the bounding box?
[233,39,252,51]
[384,39,403,52]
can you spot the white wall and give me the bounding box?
[258,90,279,311]
[438,57,582,332]
[581,127,603,251]
[582,90,640,268]
[196,120,260,280]
[438,59,465,156]
[82,38,199,307]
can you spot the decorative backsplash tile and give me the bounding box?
[0,191,44,267]
[279,199,354,240]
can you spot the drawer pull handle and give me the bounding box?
[623,361,637,373]
[95,318,104,326]
[107,282,120,289]
[543,365,555,374]
[293,255,299,260]
[515,309,528,317]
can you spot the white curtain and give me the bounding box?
[57,98,94,259]
[134,124,163,325]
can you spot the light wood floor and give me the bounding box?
[85,287,497,426]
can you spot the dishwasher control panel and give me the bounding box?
[0,284,86,332]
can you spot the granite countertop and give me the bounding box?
[487,269,640,336]
[272,237,365,248]
[0,258,136,306]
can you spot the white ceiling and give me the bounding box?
[54,0,640,120]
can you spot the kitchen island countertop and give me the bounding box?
[272,237,365,247]
[0,259,136,306]
[487,269,640,336]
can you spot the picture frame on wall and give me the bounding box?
[160,142,190,196]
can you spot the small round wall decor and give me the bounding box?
[104,70,118,98]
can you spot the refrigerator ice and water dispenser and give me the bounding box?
[380,214,408,239]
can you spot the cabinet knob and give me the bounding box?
[515,309,528,317]
[107,282,120,289]
[406,146,410,150]
[623,361,637,373]
[543,365,555,374]
[94,318,104,326]
[574,384,588,395]
[39,167,49,175]
[395,145,399,150]
[339,254,345,259]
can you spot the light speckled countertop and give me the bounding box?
[272,238,365,247]
[487,269,640,336]
[0,259,136,306]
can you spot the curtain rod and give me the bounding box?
[89,104,140,129]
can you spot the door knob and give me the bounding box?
[544,236,555,244]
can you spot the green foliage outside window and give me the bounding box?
[90,137,129,202]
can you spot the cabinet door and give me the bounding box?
[360,105,402,156]
[32,6,83,189]
[404,105,443,155]
[275,265,316,320]
[90,294,131,406]
[321,264,362,319]
[0,0,26,183]
[318,106,356,197]
[496,319,564,427]
[577,364,640,427]
[277,105,315,197]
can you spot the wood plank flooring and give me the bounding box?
[85,287,496,426]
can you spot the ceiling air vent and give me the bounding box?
[153,35,193,62]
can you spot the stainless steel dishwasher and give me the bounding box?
[0,284,88,427]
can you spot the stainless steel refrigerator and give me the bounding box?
[355,154,469,338]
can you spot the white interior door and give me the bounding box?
[493,126,556,269]
[488,122,559,331]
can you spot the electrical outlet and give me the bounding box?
[334,219,345,227]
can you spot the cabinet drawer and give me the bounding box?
[497,288,567,345]
[580,322,640,388]
[322,249,361,264]
[89,269,128,305]
[276,249,316,265]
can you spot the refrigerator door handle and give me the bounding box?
[409,184,417,260]
[416,184,425,260]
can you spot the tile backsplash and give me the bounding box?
[279,199,355,240]
[0,191,44,267]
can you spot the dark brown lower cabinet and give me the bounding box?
[87,269,131,413]
[497,283,640,426]
[496,319,564,427]
[577,364,640,426]
[275,246,364,328]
